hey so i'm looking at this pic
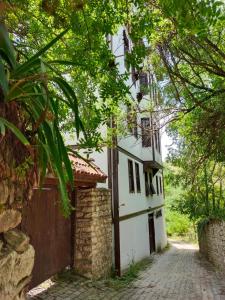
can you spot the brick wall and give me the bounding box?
[74,188,112,279]
[198,219,225,270]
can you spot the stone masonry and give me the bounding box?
[0,227,35,300]
[198,219,225,271]
[74,188,112,279]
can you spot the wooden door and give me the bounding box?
[21,185,72,289]
[148,213,156,254]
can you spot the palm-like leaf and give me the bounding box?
[0,25,83,216]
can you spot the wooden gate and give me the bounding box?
[21,183,72,289]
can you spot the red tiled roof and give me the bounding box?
[69,155,107,183]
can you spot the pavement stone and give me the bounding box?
[27,240,225,300]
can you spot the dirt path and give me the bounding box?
[27,240,225,299]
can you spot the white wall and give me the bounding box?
[154,208,167,251]
[89,146,109,188]
[118,151,164,217]
[120,215,149,270]
[120,210,167,270]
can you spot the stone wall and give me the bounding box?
[0,214,35,300]
[198,219,225,270]
[74,188,112,279]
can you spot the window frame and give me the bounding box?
[139,72,149,95]
[127,106,138,139]
[159,176,163,194]
[141,117,152,147]
[128,159,135,193]
[135,162,141,193]
[149,172,156,195]
[145,171,150,196]
[156,175,159,195]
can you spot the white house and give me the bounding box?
[68,26,167,275]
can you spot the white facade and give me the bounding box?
[94,27,167,270]
[68,26,167,272]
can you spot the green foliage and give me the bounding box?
[106,258,153,289]
[166,210,192,236]
[164,164,196,238]
[0,24,83,215]
[1,0,225,216]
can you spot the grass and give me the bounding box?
[105,257,153,290]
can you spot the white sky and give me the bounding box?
[161,131,173,162]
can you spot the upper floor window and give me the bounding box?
[123,30,129,53]
[145,171,156,196]
[159,176,163,194]
[135,163,141,193]
[141,118,151,147]
[128,159,135,193]
[154,129,161,153]
[145,172,150,196]
[156,175,159,195]
[132,66,139,87]
[127,106,138,138]
[123,30,129,70]
[139,72,149,95]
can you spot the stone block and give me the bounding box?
[11,244,35,286]
[4,229,30,253]
[0,210,21,233]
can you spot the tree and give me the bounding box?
[0,25,85,214]
[0,1,149,214]
[1,0,225,216]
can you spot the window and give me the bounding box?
[145,171,156,196]
[158,130,161,153]
[133,116,138,138]
[132,66,138,86]
[149,172,156,195]
[156,176,159,195]
[127,107,138,138]
[145,172,150,196]
[123,30,129,70]
[159,177,163,194]
[135,163,141,193]
[123,30,129,53]
[154,129,160,153]
[156,209,162,218]
[128,160,135,193]
[139,72,149,95]
[141,118,151,147]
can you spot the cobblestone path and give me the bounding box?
[27,240,225,300]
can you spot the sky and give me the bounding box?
[161,131,172,161]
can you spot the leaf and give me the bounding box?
[0,58,8,96]
[56,128,74,186]
[52,76,82,137]
[41,121,71,215]
[0,117,30,145]
[14,28,69,76]
[0,122,5,136]
[0,24,17,69]
[48,60,85,67]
